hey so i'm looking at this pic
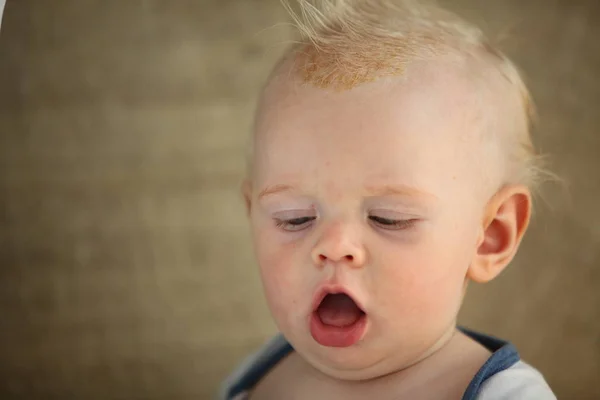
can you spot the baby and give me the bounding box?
[220,0,556,399]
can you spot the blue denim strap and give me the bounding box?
[224,328,519,400]
[225,337,293,399]
[459,327,520,400]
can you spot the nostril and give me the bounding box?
[316,254,355,263]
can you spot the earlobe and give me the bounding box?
[468,185,532,283]
[241,179,253,216]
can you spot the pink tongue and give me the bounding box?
[317,293,363,327]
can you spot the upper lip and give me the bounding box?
[311,283,366,313]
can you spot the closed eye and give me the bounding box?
[275,216,316,232]
[369,216,417,230]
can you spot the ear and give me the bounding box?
[468,185,532,283]
[241,179,253,216]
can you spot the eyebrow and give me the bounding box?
[258,184,297,200]
[257,183,437,201]
[364,184,438,200]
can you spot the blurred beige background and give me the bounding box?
[0,0,598,399]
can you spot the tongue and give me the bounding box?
[317,293,363,327]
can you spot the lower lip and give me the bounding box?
[309,312,367,348]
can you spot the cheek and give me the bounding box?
[252,228,305,318]
[375,228,474,320]
[379,252,463,310]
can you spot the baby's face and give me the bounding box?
[246,59,502,379]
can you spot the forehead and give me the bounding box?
[252,57,494,197]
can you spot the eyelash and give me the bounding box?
[368,216,417,230]
[274,217,316,231]
[274,216,418,231]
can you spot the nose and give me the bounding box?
[311,220,366,268]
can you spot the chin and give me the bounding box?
[311,347,393,381]
[288,330,391,380]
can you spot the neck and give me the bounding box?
[298,326,490,399]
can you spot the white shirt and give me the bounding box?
[0,0,5,31]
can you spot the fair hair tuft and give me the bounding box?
[263,0,556,192]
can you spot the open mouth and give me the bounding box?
[310,290,368,348]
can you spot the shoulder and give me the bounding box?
[476,361,556,400]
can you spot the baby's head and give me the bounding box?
[243,0,543,382]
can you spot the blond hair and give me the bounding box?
[268,0,552,191]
